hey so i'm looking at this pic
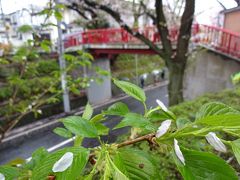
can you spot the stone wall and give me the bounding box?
[184,49,240,100]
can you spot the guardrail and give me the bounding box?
[64,24,240,59]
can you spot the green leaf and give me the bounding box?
[54,10,63,20]
[61,116,98,138]
[174,148,238,180]
[104,102,129,116]
[24,147,49,170]
[114,113,155,131]
[196,102,240,120]
[40,40,51,53]
[95,123,109,135]
[231,139,240,165]
[82,103,93,120]
[53,127,72,138]
[176,118,191,129]
[90,114,105,123]
[0,166,19,180]
[113,148,160,180]
[17,25,33,33]
[196,114,240,127]
[113,79,146,103]
[32,147,89,180]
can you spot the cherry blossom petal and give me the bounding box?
[174,139,185,165]
[206,132,227,153]
[0,173,5,180]
[156,120,171,138]
[156,99,168,111]
[52,152,74,173]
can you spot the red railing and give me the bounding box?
[64,24,240,59]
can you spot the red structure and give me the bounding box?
[64,24,240,59]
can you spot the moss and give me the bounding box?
[170,88,240,120]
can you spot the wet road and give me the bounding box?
[0,84,168,164]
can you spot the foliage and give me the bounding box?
[1,80,240,179]
[112,54,165,79]
[0,3,107,141]
[231,72,240,86]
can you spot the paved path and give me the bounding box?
[0,84,168,164]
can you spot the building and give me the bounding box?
[221,6,240,33]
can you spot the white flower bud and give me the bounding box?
[174,139,185,165]
[156,120,171,138]
[0,173,5,180]
[156,99,168,112]
[28,105,32,110]
[37,109,42,114]
[205,132,227,153]
[52,152,73,173]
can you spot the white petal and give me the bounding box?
[156,99,168,111]
[0,173,5,180]
[174,139,185,165]
[205,132,227,153]
[52,152,73,173]
[156,120,171,138]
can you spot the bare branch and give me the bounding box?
[216,0,227,10]
[175,0,195,61]
[80,0,163,54]
[155,0,173,57]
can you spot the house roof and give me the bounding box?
[220,6,240,14]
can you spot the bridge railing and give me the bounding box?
[64,26,179,48]
[195,24,240,58]
[64,24,240,59]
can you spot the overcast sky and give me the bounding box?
[1,0,237,24]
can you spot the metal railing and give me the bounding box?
[64,24,240,59]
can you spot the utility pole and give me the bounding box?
[55,0,70,112]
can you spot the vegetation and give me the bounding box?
[66,0,195,105]
[111,54,165,79]
[1,80,240,179]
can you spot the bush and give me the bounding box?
[1,80,240,179]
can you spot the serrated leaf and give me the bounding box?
[113,79,146,103]
[113,148,160,180]
[196,102,240,120]
[174,147,238,180]
[176,118,191,129]
[90,114,105,123]
[24,147,49,170]
[61,116,98,138]
[231,139,240,165]
[95,123,109,135]
[114,113,155,131]
[0,166,19,180]
[82,103,93,120]
[196,114,240,127]
[32,147,89,180]
[53,127,72,138]
[104,102,129,116]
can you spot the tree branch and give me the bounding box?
[155,0,173,57]
[117,133,156,148]
[74,0,163,55]
[175,0,195,61]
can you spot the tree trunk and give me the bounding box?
[168,60,186,106]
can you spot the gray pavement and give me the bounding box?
[0,84,168,164]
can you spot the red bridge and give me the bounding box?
[64,24,240,60]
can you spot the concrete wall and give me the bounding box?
[184,49,240,100]
[87,57,112,105]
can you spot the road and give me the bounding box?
[0,84,168,164]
